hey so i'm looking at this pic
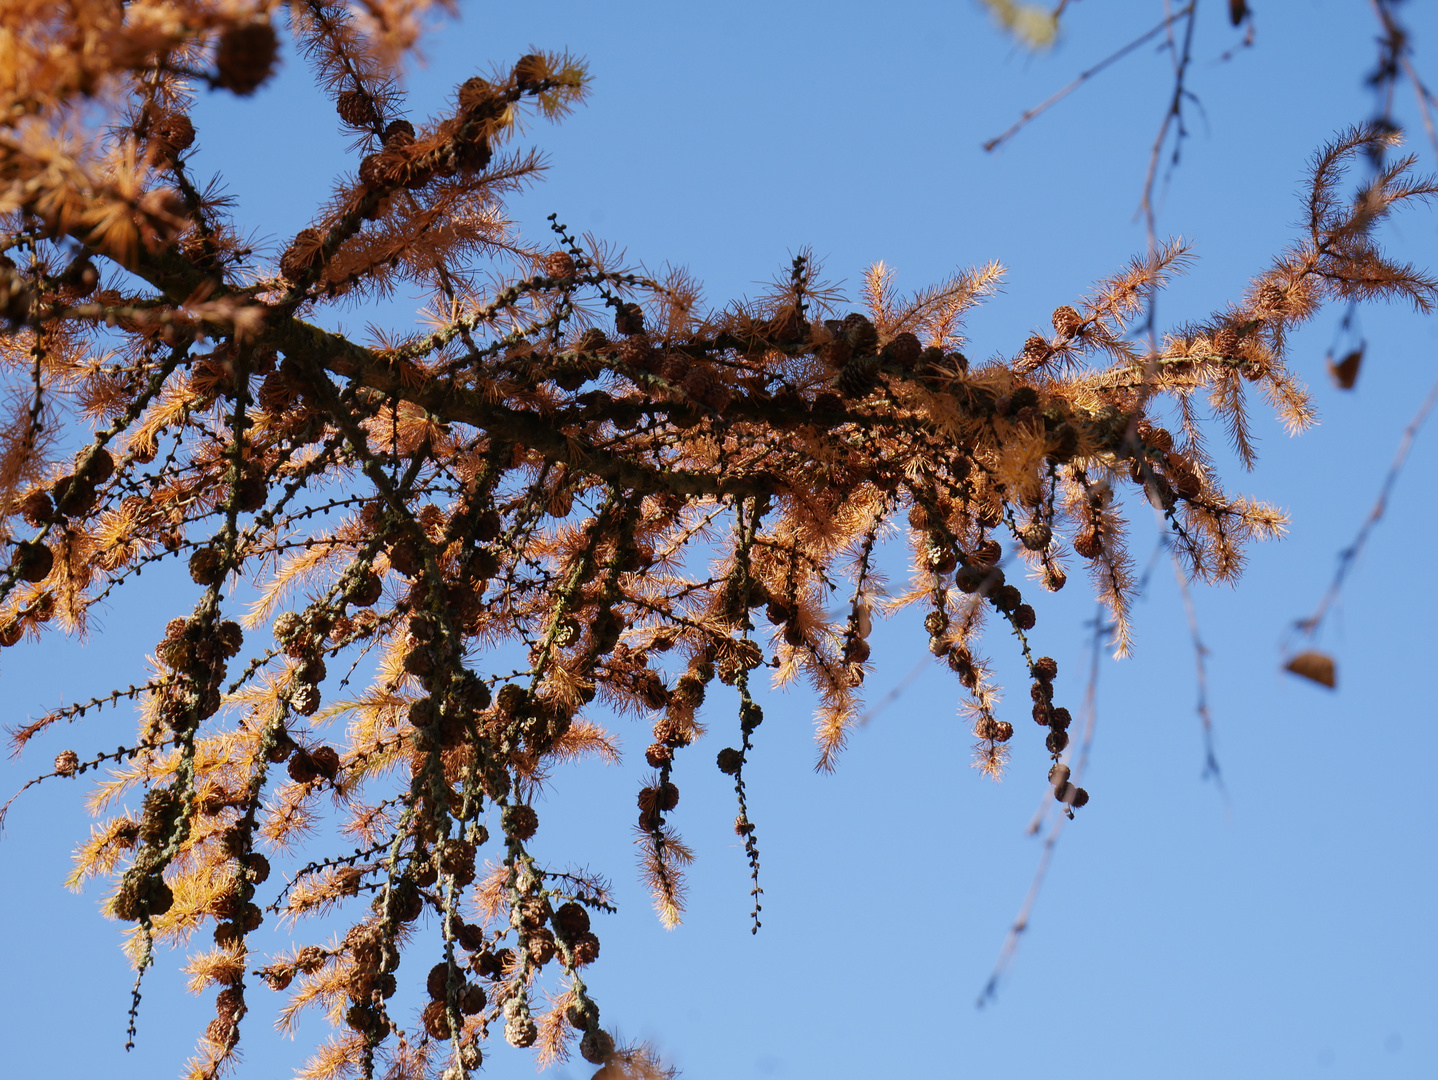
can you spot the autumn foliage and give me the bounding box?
[1,3,1435,1080]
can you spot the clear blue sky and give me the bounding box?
[3,2,1436,1078]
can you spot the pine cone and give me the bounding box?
[1072,528,1103,559]
[290,681,320,717]
[616,333,656,370]
[1135,419,1174,453]
[236,472,267,512]
[457,76,496,112]
[426,962,450,1001]
[279,228,324,283]
[336,90,378,128]
[819,335,853,370]
[241,852,270,885]
[1020,523,1052,551]
[580,1029,616,1065]
[554,902,592,937]
[11,540,53,583]
[502,803,539,841]
[214,20,279,96]
[421,1000,451,1040]
[571,931,600,966]
[527,927,557,966]
[505,1015,538,1048]
[458,981,486,1015]
[52,475,96,517]
[836,355,878,398]
[286,750,319,785]
[382,119,416,147]
[1051,305,1085,337]
[840,312,877,354]
[544,251,576,279]
[309,745,339,780]
[189,546,224,586]
[971,538,1003,566]
[881,331,923,369]
[150,111,196,164]
[680,363,718,402]
[358,151,406,189]
[512,53,547,90]
[346,571,383,607]
[454,134,492,173]
[204,1016,239,1050]
[18,489,53,526]
[1166,454,1203,499]
[614,302,645,336]
[1017,334,1052,371]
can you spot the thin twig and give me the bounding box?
[1294,368,1438,640]
[1137,1,1198,346]
[983,6,1193,153]
[1399,55,1438,153]
[856,654,930,726]
[1369,0,1438,155]
[978,604,1106,1007]
[1168,544,1223,785]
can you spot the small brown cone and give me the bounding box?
[421,999,450,1040]
[12,540,53,583]
[544,251,576,279]
[580,1029,615,1065]
[512,53,547,90]
[1284,650,1336,689]
[150,111,196,164]
[336,90,378,128]
[1051,305,1084,337]
[215,20,280,96]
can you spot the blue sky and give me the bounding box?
[2,2,1436,1078]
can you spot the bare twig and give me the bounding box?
[1137,1,1199,345]
[1370,0,1438,155]
[1293,367,1438,641]
[977,604,1106,1007]
[856,654,930,726]
[983,6,1194,153]
[1169,544,1223,784]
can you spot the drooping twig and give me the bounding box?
[977,603,1107,1007]
[1168,542,1223,785]
[1292,368,1438,642]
